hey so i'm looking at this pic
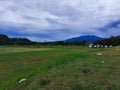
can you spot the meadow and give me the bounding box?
[0,46,120,90]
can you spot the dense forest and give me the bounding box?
[93,36,120,46]
[0,34,120,46]
[0,34,36,45]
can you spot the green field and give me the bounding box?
[0,46,120,90]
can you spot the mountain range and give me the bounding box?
[65,35,103,42]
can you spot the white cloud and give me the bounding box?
[0,0,120,41]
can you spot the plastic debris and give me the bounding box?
[97,52,103,56]
[19,78,26,83]
[101,61,105,63]
[116,49,119,51]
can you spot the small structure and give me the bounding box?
[94,45,97,48]
[97,44,100,48]
[88,42,93,48]
[105,45,108,48]
[88,42,112,49]
[109,45,112,48]
[101,45,104,48]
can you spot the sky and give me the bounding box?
[0,0,120,41]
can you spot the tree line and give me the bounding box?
[93,36,120,46]
[0,34,88,46]
[0,34,120,46]
[0,34,36,45]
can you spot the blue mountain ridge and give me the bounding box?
[65,35,103,42]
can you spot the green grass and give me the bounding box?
[0,46,120,90]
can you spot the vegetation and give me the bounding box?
[0,34,36,45]
[94,36,120,46]
[1,34,120,46]
[0,46,120,90]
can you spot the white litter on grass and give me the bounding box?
[19,78,26,83]
[97,52,103,56]
[116,49,119,51]
[101,61,105,63]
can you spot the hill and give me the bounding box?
[0,34,35,45]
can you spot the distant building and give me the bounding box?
[88,42,93,48]
[97,44,100,48]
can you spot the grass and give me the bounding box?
[0,46,120,90]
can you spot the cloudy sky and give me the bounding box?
[0,0,120,41]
